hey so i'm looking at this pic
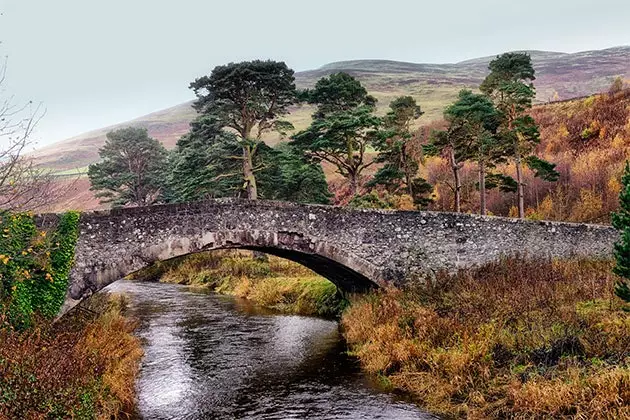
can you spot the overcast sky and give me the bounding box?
[1,0,629,148]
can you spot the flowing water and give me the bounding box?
[105,281,434,420]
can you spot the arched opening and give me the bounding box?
[121,247,376,319]
[226,246,377,294]
[129,229,382,294]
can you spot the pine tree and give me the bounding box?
[480,53,558,218]
[612,162,630,304]
[88,127,168,206]
[293,73,381,197]
[369,96,433,208]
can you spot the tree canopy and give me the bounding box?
[88,127,168,207]
[189,60,298,199]
[167,116,330,205]
[293,73,380,197]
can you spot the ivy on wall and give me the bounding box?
[0,211,80,329]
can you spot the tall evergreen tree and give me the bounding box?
[424,116,475,213]
[612,162,630,304]
[369,96,433,208]
[480,53,558,217]
[293,73,380,197]
[189,60,297,200]
[166,116,241,202]
[88,127,168,207]
[443,90,501,215]
[168,117,330,204]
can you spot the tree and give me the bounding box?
[88,127,168,206]
[480,52,558,218]
[0,57,61,212]
[424,121,470,212]
[258,143,331,204]
[189,60,297,200]
[443,90,501,215]
[167,117,331,205]
[369,96,433,208]
[293,73,380,197]
[612,162,630,305]
[167,116,242,202]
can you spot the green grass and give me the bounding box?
[52,166,89,177]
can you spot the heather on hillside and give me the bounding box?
[417,87,630,222]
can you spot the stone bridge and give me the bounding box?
[39,199,616,312]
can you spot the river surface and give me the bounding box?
[105,281,434,420]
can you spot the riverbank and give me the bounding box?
[342,257,630,419]
[133,251,347,318]
[0,294,143,419]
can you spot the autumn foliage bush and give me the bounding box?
[0,294,143,419]
[342,257,630,419]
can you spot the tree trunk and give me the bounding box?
[449,148,461,213]
[401,148,414,198]
[242,145,258,200]
[509,108,525,219]
[348,171,359,197]
[515,150,525,218]
[479,160,487,216]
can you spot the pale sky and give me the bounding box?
[0,0,629,148]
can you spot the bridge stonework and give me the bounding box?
[48,199,616,312]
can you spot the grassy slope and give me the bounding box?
[32,46,630,173]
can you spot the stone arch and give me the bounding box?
[64,229,382,314]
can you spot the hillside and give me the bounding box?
[32,46,630,172]
[423,88,630,223]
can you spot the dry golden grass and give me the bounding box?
[0,294,143,419]
[342,257,630,419]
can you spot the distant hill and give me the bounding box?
[32,46,630,172]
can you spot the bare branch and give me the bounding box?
[0,58,68,212]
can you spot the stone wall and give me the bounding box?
[59,199,617,312]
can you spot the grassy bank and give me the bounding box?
[342,257,630,419]
[135,251,347,318]
[0,294,143,419]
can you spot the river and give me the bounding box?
[105,280,434,420]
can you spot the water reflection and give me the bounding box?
[105,281,434,419]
